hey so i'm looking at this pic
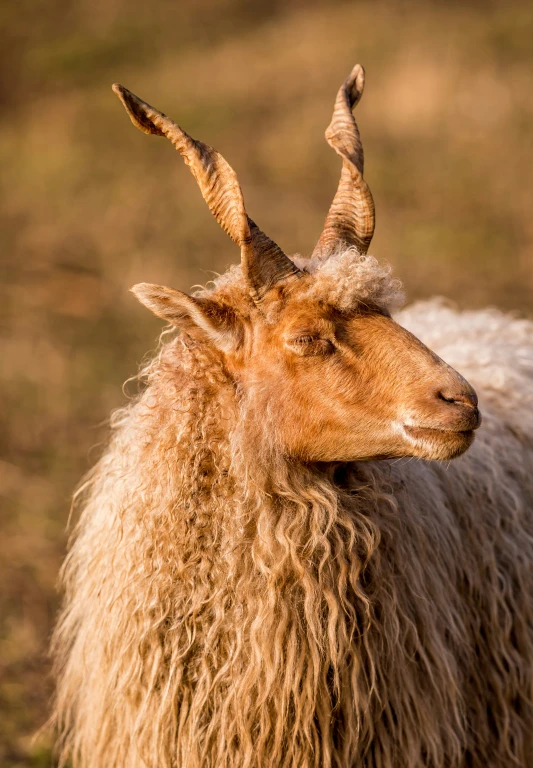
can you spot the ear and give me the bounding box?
[131,283,243,353]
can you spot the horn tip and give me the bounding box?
[343,63,366,109]
[112,83,135,106]
[112,83,165,137]
[347,63,365,89]
[350,63,364,76]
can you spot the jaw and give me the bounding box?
[329,422,477,463]
[290,420,477,463]
[401,425,476,461]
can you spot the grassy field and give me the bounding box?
[2,0,532,764]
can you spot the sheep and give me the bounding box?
[52,64,533,768]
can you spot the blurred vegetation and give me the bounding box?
[1,0,532,764]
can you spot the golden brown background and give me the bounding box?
[2,0,532,764]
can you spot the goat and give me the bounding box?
[52,65,533,767]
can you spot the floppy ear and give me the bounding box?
[131,283,243,353]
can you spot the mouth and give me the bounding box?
[402,423,476,460]
[403,425,474,441]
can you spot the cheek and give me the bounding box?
[276,358,410,460]
[245,360,329,449]
[245,354,403,462]
[290,357,383,420]
[264,360,366,454]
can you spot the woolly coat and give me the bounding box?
[53,255,533,768]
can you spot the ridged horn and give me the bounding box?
[112,84,301,302]
[313,64,375,258]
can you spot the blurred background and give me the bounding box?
[1,0,532,764]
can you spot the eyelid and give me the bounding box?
[287,335,335,356]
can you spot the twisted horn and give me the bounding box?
[112,84,301,301]
[313,64,375,258]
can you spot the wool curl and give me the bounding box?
[195,247,404,315]
[52,254,533,768]
[293,247,405,311]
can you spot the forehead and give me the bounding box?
[201,247,404,321]
[291,248,404,314]
[275,299,338,334]
[274,292,389,332]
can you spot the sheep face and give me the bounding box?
[238,291,481,463]
[115,66,480,462]
[133,274,480,463]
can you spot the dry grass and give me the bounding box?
[2,0,532,764]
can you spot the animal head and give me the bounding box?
[113,64,480,463]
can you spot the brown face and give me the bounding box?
[228,292,481,463]
[119,65,481,465]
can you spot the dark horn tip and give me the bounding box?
[345,64,365,109]
[112,83,138,107]
[111,83,165,137]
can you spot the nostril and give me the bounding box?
[434,384,481,429]
[438,391,457,405]
[437,388,478,409]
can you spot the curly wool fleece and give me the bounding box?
[52,250,533,768]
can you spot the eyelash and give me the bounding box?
[290,335,334,356]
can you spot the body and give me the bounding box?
[53,293,533,767]
[52,66,533,767]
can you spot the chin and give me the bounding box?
[403,426,476,461]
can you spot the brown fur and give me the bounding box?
[52,251,533,767]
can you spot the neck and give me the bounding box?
[117,335,381,760]
[55,332,468,767]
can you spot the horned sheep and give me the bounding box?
[52,65,533,767]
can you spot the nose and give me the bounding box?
[438,386,478,409]
[436,383,481,429]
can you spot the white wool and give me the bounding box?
[53,258,533,767]
[293,246,404,311]
[204,247,404,313]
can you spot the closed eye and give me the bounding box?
[287,335,335,356]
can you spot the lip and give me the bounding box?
[403,425,474,441]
